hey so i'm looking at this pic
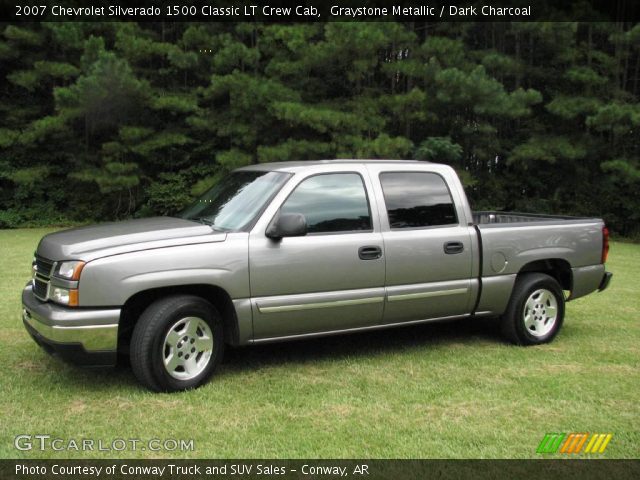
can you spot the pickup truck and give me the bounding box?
[22,160,612,392]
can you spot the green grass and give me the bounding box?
[0,228,638,459]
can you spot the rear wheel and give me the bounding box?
[501,273,565,345]
[130,295,224,392]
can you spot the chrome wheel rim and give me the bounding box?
[163,317,214,380]
[523,289,558,337]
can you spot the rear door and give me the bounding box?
[368,165,477,324]
[249,167,385,340]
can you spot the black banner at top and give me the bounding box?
[1,0,640,23]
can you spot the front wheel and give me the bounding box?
[130,295,224,392]
[500,273,565,345]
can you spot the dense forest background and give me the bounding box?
[1,21,639,234]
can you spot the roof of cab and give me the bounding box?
[237,159,430,173]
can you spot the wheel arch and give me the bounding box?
[517,258,572,291]
[118,284,239,353]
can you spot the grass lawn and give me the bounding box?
[0,228,638,459]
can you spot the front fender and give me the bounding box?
[120,268,232,293]
[78,235,250,307]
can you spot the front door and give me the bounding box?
[249,170,385,340]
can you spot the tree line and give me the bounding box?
[0,21,638,235]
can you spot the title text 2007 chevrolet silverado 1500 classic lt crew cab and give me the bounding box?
[22,160,612,391]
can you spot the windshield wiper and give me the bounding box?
[194,217,214,225]
[193,217,226,231]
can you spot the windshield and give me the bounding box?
[180,171,290,231]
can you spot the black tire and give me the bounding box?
[130,295,224,392]
[500,273,565,345]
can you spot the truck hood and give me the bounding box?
[37,217,225,261]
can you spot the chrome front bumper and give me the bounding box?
[22,284,120,366]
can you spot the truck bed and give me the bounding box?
[473,211,598,225]
[470,210,605,314]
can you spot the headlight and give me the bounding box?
[50,287,79,306]
[56,261,85,280]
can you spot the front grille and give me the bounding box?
[33,278,48,299]
[35,255,54,277]
[33,254,54,301]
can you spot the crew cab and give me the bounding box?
[22,160,612,391]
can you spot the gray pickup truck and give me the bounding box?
[22,160,612,391]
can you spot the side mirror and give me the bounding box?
[266,213,308,239]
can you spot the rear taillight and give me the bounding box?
[601,226,609,263]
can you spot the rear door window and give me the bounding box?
[380,172,457,228]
